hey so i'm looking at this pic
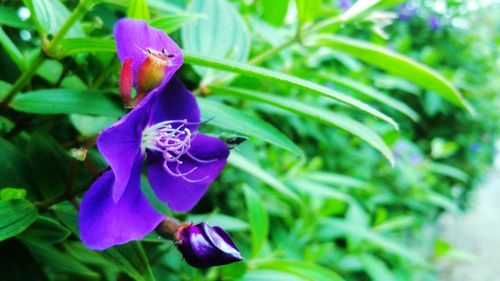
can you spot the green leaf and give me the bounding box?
[262,0,289,26]
[303,172,369,189]
[184,53,398,129]
[11,89,124,117]
[59,38,117,57]
[319,218,425,265]
[315,35,473,113]
[242,270,306,281]
[198,98,303,156]
[127,0,150,21]
[358,254,398,281]
[27,243,99,280]
[0,239,49,281]
[0,27,24,69]
[27,133,71,198]
[102,242,156,281]
[338,0,381,22]
[288,178,353,202]
[326,75,420,121]
[0,6,32,29]
[243,185,269,257]
[254,260,345,281]
[0,188,27,200]
[211,86,395,165]
[296,0,321,24]
[228,152,300,202]
[0,199,38,241]
[426,161,469,182]
[182,0,250,83]
[70,114,116,137]
[36,60,63,84]
[188,213,249,232]
[150,14,201,34]
[24,0,84,37]
[18,216,71,244]
[0,137,31,188]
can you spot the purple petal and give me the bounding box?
[114,18,183,86]
[146,134,229,212]
[96,93,152,202]
[148,77,201,131]
[79,164,163,250]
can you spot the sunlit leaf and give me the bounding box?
[314,35,473,113]
[184,52,398,129]
[210,86,395,165]
[243,185,269,257]
[198,98,303,156]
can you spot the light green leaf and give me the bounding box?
[262,0,289,26]
[254,260,345,281]
[24,0,84,37]
[70,114,116,137]
[296,0,321,24]
[319,218,425,265]
[0,27,24,69]
[11,89,124,117]
[0,188,27,201]
[314,35,473,113]
[326,75,420,121]
[182,0,250,83]
[0,199,38,241]
[228,152,300,202]
[0,6,32,29]
[184,53,398,129]
[426,161,469,182]
[339,0,380,22]
[198,98,303,156]
[102,242,155,281]
[188,213,249,232]
[303,172,369,189]
[243,185,269,257]
[242,270,306,281]
[358,254,398,281]
[210,86,395,165]
[59,38,116,57]
[127,0,150,21]
[150,14,202,34]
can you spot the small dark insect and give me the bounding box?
[224,136,248,149]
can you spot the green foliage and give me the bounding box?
[0,0,499,280]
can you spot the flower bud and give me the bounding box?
[175,222,243,268]
[136,48,173,94]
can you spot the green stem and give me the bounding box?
[0,0,91,109]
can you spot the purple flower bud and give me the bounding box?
[428,16,441,30]
[175,222,243,268]
[339,0,352,11]
[397,3,416,21]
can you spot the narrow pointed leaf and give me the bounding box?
[184,52,398,129]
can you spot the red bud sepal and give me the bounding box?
[119,57,133,107]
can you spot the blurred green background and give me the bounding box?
[0,0,499,280]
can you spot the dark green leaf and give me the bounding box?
[11,89,124,117]
[0,137,31,188]
[18,216,71,244]
[0,199,38,241]
[102,242,156,281]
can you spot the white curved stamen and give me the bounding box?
[142,119,217,183]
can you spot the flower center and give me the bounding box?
[142,120,216,183]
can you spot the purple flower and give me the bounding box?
[428,16,441,30]
[114,18,183,106]
[339,0,352,10]
[79,78,230,249]
[176,222,243,268]
[397,3,416,21]
[470,142,481,152]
